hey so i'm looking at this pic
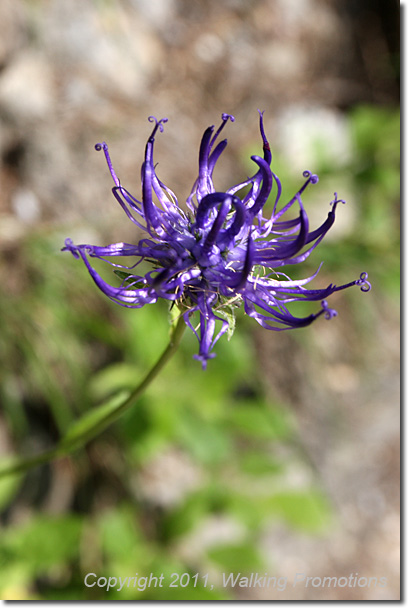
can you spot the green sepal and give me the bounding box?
[217,305,237,341]
[168,302,184,335]
[114,270,146,289]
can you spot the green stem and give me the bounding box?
[0,316,186,479]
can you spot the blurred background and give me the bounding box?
[0,0,400,601]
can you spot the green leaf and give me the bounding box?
[162,492,209,540]
[0,470,22,510]
[97,506,146,563]
[262,491,332,532]
[60,390,129,450]
[2,515,83,574]
[208,542,263,574]
[175,410,232,465]
[228,402,291,439]
[238,451,283,476]
[89,363,142,403]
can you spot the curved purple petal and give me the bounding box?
[64,112,370,367]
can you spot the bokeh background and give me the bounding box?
[0,0,400,601]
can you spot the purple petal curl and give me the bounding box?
[64,112,370,367]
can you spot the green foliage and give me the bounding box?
[60,390,130,451]
[259,491,332,532]
[0,515,83,597]
[208,542,263,574]
[0,281,329,599]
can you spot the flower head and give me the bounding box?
[64,112,371,368]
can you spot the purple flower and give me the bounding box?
[64,112,371,368]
